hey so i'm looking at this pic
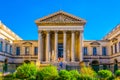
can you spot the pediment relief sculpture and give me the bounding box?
[35,11,86,24]
[40,14,82,23]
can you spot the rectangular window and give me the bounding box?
[10,45,12,54]
[115,43,117,53]
[16,47,20,56]
[25,47,29,55]
[0,42,3,52]
[102,47,107,56]
[111,46,113,54]
[34,47,38,55]
[119,42,120,52]
[83,47,87,56]
[5,44,8,53]
[93,47,97,56]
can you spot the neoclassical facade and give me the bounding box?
[0,11,120,70]
[35,11,86,63]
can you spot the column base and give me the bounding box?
[36,60,41,67]
[45,61,50,64]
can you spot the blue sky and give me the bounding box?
[0,0,120,40]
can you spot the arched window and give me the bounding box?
[0,42,3,52]
[91,60,99,72]
[114,59,118,72]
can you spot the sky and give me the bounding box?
[0,0,120,40]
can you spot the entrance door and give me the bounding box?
[58,43,63,58]
[114,59,118,73]
[91,60,99,72]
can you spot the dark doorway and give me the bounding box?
[114,59,118,73]
[58,43,63,58]
[91,60,99,72]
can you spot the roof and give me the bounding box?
[35,11,86,26]
[0,21,22,40]
[103,24,120,40]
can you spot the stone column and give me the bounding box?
[54,31,58,62]
[79,31,83,62]
[63,31,67,62]
[46,31,50,62]
[71,31,75,62]
[38,31,42,62]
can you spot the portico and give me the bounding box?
[35,11,86,63]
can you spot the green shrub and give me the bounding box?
[80,67,97,78]
[69,70,80,80]
[58,70,71,80]
[115,70,120,77]
[98,70,112,79]
[79,74,98,80]
[36,65,58,80]
[3,74,14,80]
[13,62,37,79]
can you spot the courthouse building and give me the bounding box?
[0,11,120,70]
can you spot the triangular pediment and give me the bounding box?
[35,11,86,25]
[90,41,101,45]
[22,42,32,45]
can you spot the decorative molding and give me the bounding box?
[111,38,118,43]
[38,26,83,31]
[103,24,120,40]
[22,42,32,46]
[90,41,101,45]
